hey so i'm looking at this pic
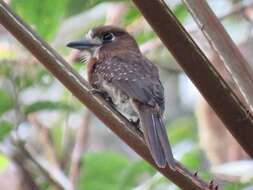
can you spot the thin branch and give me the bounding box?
[218,0,253,20]
[16,142,74,190]
[186,0,253,33]
[28,114,60,168]
[69,111,92,187]
[183,0,253,113]
[0,1,213,190]
[11,152,42,190]
[131,0,253,159]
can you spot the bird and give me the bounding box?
[67,25,176,169]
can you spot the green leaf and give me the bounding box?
[11,0,68,40]
[122,6,140,26]
[118,160,154,190]
[78,152,129,190]
[0,121,13,141]
[173,4,189,23]
[0,154,9,171]
[65,0,125,17]
[180,149,202,170]
[0,90,13,116]
[23,100,75,115]
[167,117,198,145]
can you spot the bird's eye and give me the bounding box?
[102,32,115,42]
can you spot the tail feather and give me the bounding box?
[139,107,176,170]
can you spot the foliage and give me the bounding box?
[118,160,154,190]
[0,90,13,116]
[168,117,198,145]
[78,152,129,190]
[23,100,75,115]
[11,0,68,40]
[0,154,9,172]
[0,121,13,142]
[181,149,203,170]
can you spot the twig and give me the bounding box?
[28,114,60,168]
[219,0,253,20]
[183,0,253,113]
[10,150,41,190]
[69,111,92,187]
[17,142,74,190]
[186,0,253,33]
[0,1,213,189]
[131,0,253,161]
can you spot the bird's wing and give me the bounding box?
[97,53,164,108]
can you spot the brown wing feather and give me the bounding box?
[96,53,164,109]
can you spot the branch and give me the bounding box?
[183,0,253,112]
[69,111,92,187]
[17,142,74,190]
[11,152,41,190]
[0,1,212,190]
[186,0,253,33]
[28,114,60,168]
[131,0,253,158]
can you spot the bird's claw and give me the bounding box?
[89,88,103,95]
[129,118,140,126]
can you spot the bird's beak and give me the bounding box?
[66,37,102,50]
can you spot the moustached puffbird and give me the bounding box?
[67,25,176,169]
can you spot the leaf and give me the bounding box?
[180,149,202,170]
[122,6,140,26]
[118,160,154,190]
[0,154,9,172]
[65,0,124,17]
[0,121,13,141]
[78,152,129,190]
[11,0,68,40]
[0,90,13,116]
[167,117,198,145]
[173,4,189,23]
[23,100,75,115]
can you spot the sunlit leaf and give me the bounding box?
[0,154,9,171]
[0,121,13,141]
[0,90,13,116]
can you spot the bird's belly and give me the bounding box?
[101,80,137,119]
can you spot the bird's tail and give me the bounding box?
[138,106,176,170]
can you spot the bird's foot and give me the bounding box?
[89,88,104,95]
[90,88,115,106]
[129,118,140,128]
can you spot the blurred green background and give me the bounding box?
[0,0,252,189]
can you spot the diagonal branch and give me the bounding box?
[0,1,212,190]
[131,0,253,158]
[182,0,253,113]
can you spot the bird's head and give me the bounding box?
[67,25,140,60]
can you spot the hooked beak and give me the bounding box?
[66,37,102,50]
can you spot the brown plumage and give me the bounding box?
[67,25,176,169]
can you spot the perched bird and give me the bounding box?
[67,25,176,169]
